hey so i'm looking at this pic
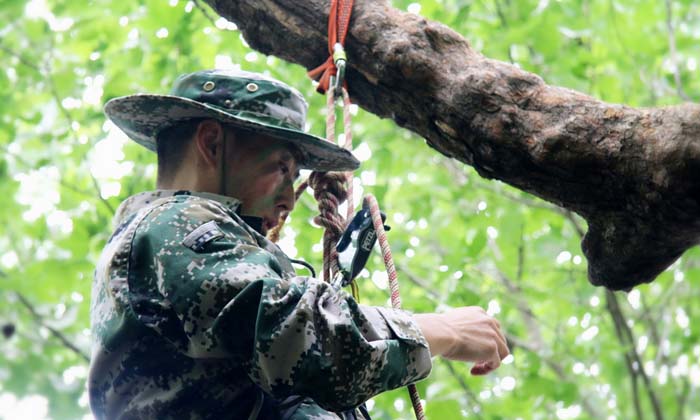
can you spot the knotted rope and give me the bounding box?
[269,1,426,417]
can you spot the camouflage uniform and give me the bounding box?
[88,190,432,419]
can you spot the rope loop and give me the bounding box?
[308,171,348,239]
[308,0,355,94]
[276,0,427,415]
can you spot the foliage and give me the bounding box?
[0,0,698,418]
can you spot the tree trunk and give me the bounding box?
[205,0,700,290]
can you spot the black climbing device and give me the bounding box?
[335,204,390,287]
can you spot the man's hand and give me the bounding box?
[413,307,509,375]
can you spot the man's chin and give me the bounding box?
[261,219,276,236]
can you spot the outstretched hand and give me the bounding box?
[414,306,509,375]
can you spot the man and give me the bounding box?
[89,69,509,419]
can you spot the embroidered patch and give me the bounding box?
[182,221,224,252]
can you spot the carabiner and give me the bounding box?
[332,43,347,98]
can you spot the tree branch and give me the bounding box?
[440,360,484,420]
[396,261,603,419]
[0,37,117,215]
[192,0,219,26]
[204,0,700,290]
[14,292,90,362]
[663,0,690,101]
[605,290,664,420]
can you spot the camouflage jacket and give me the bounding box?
[88,190,432,419]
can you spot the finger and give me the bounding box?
[493,327,510,359]
[470,366,488,375]
[470,361,495,376]
[475,349,502,374]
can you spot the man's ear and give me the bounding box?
[193,119,225,168]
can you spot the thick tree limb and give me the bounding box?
[205,0,700,290]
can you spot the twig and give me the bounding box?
[663,0,691,101]
[492,0,509,29]
[441,360,484,420]
[607,292,645,420]
[563,210,586,238]
[606,290,664,420]
[89,172,117,214]
[1,35,117,215]
[399,261,603,419]
[395,262,443,302]
[14,292,90,362]
[516,228,524,282]
[192,0,219,26]
[493,265,545,351]
[0,144,115,214]
[507,335,605,419]
[0,42,42,73]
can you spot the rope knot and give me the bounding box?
[309,171,349,239]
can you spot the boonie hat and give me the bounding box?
[104,69,360,172]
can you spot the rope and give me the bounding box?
[308,0,355,94]
[270,90,427,418]
[274,0,427,416]
[314,88,426,419]
[365,195,426,419]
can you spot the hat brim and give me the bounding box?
[104,94,360,172]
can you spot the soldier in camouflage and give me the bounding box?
[89,69,509,419]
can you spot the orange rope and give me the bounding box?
[308,0,355,94]
[365,195,426,419]
[277,0,427,416]
[271,88,427,419]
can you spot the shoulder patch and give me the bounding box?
[182,220,224,252]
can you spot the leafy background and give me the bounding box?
[0,0,698,418]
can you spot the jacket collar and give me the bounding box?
[113,190,242,227]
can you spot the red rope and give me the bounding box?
[272,88,427,419]
[308,0,355,94]
[281,0,427,415]
[365,195,426,420]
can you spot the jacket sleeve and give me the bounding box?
[128,198,432,411]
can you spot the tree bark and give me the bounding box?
[205,0,700,290]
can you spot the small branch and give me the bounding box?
[563,210,586,238]
[507,335,605,419]
[399,261,601,418]
[193,0,219,26]
[516,228,524,282]
[606,290,664,420]
[607,293,645,420]
[0,42,42,73]
[395,262,444,302]
[89,172,117,214]
[14,292,90,362]
[0,144,115,214]
[1,34,117,215]
[492,0,509,29]
[444,159,589,242]
[675,379,690,420]
[663,0,691,101]
[441,360,484,420]
[492,267,545,351]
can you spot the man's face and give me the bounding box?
[223,131,300,235]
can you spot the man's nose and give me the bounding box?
[277,178,295,213]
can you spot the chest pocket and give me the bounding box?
[182,220,225,252]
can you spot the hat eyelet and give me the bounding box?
[246,83,259,93]
[202,81,215,92]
